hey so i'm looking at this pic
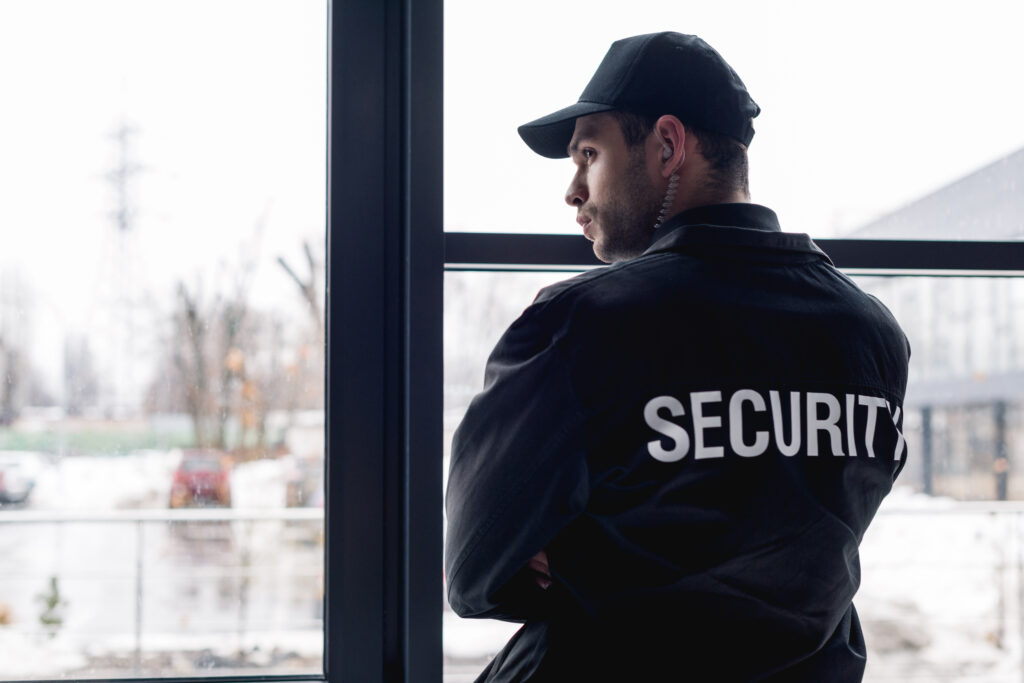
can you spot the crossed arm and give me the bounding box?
[444,287,592,619]
[528,550,552,590]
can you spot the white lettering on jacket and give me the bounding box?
[644,389,904,463]
[691,391,724,460]
[858,395,888,458]
[769,390,801,456]
[729,389,768,457]
[807,392,844,457]
[644,395,690,462]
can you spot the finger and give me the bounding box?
[527,556,551,577]
[530,550,550,572]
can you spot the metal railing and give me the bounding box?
[856,503,1024,682]
[435,503,1024,683]
[6,503,1024,682]
[0,508,324,679]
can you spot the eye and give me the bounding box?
[581,148,596,163]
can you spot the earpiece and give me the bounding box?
[655,131,673,161]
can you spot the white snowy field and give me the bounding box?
[0,451,323,678]
[442,488,1024,683]
[4,451,1024,681]
[858,490,1024,682]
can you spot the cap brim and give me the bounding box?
[517,101,616,159]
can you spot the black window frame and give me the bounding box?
[325,0,442,681]
[444,234,1024,274]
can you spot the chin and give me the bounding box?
[592,249,620,264]
[591,242,615,264]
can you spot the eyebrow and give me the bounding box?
[567,125,599,156]
[569,133,593,156]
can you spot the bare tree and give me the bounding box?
[0,338,23,425]
[277,240,323,339]
[278,240,325,414]
[146,232,324,455]
[63,336,99,417]
[173,282,214,446]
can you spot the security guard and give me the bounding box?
[445,32,910,682]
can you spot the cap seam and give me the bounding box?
[518,32,759,156]
[608,33,661,105]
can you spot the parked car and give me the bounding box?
[169,449,232,508]
[0,453,37,506]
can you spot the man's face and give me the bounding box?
[566,113,662,263]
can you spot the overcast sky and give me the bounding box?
[445,0,1024,238]
[2,0,1024,400]
[0,0,326,399]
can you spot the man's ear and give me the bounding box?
[653,115,687,178]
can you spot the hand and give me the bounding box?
[528,550,552,590]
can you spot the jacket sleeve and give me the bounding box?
[444,296,590,621]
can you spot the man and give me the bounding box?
[445,32,910,682]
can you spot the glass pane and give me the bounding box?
[856,276,1024,501]
[859,508,1021,681]
[443,271,568,678]
[0,1,326,678]
[445,1,1024,240]
[444,270,1024,680]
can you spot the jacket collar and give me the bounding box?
[643,203,833,265]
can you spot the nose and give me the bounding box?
[565,170,587,207]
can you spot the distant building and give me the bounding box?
[852,147,1024,240]
[848,148,1024,500]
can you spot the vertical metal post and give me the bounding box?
[404,0,444,679]
[325,0,442,680]
[921,406,934,495]
[134,519,143,673]
[325,2,390,678]
[997,511,1008,648]
[238,518,252,654]
[1017,512,1024,683]
[996,401,1009,501]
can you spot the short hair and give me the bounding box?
[609,110,750,198]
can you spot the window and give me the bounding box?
[0,0,330,678]
[444,1,1024,240]
[443,2,1024,680]
[3,2,445,682]
[7,1,1024,681]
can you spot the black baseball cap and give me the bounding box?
[518,32,760,159]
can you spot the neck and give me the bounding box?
[673,168,748,214]
[683,190,749,211]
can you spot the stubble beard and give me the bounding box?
[589,149,664,264]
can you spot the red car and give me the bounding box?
[169,449,232,508]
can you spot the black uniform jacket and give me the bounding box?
[445,204,911,682]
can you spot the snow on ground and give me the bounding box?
[0,629,88,678]
[7,451,1024,681]
[230,457,289,510]
[858,488,1024,682]
[442,487,1024,682]
[443,611,519,661]
[0,450,321,679]
[28,449,179,510]
[21,449,291,513]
